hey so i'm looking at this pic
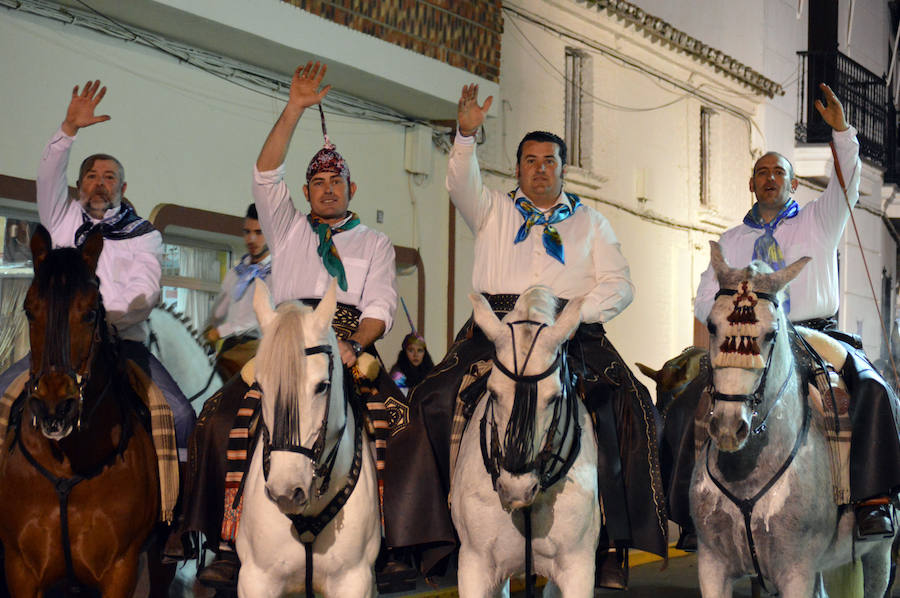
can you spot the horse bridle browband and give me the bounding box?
[480,320,581,492]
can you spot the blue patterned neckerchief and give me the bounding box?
[74,201,155,247]
[307,212,361,291]
[509,189,581,264]
[231,255,272,301]
[742,199,799,312]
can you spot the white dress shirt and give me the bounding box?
[207,254,272,338]
[252,164,397,330]
[446,134,634,324]
[694,126,861,323]
[36,128,163,343]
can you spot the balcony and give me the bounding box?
[796,50,895,181]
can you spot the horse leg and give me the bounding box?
[97,550,142,598]
[696,549,732,598]
[3,551,40,598]
[456,548,504,598]
[235,560,280,598]
[861,541,894,598]
[323,565,375,598]
[548,551,596,597]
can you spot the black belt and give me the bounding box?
[298,299,361,340]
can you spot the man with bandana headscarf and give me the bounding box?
[677,84,900,541]
[179,62,404,590]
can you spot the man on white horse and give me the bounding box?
[0,80,195,458]
[685,83,900,540]
[204,204,272,379]
[383,84,668,590]
[178,61,411,591]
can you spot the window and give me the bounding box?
[0,214,39,370]
[700,106,716,206]
[565,48,587,168]
[159,240,232,332]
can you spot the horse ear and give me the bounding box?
[470,293,504,342]
[636,362,661,384]
[313,278,338,334]
[709,240,733,283]
[30,224,53,272]
[253,280,276,330]
[80,229,104,274]
[545,296,584,346]
[766,255,812,294]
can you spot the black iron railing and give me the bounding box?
[796,50,890,169]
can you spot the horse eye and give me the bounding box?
[24,310,35,322]
[314,381,330,395]
[84,309,97,323]
[764,331,776,342]
[489,391,498,402]
[707,322,717,336]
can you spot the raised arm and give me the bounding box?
[256,62,331,172]
[446,84,495,231]
[810,83,861,243]
[37,81,111,231]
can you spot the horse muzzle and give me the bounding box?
[708,402,752,452]
[496,470,540,511]
[264,452,316,514]
[28,396,79,441]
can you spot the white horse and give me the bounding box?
[451,287,600,598]
[692,241,897,598]
[147,303,223,408]
[236,281,380,597]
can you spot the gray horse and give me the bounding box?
[691,242,896,597]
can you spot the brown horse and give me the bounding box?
[0,225,160,597]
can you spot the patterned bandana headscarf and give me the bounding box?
[74,201,155,247]
[231,255,272,301]
[509,189,581,264]
[742,199,799,312]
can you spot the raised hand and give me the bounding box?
[814,83,849,132]
[62,80,110,137]
[457,83,493,137]
[289,61,332,110]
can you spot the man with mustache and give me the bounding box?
[0,80,195,456]
[384,84,667,590]
[687,83,900,540]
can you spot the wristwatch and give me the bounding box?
[348,339,363,357]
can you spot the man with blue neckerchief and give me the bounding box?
[691,83,900,540]
[204,204,271,379]
[384,84,667,591]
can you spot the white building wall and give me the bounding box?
[0,8,453,359]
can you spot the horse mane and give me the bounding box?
[34,247,113,370]
[152,302,215,366]
[255,302,310,408]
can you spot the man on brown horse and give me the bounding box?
[382,83,668,591]
[681,83,900,540]
[203,204,272,380]
[177,61,412,592]
[0,80,195,458]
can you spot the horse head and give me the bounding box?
[472,286,583,511]
[24,225,107,441]
[253,280,346,514]
[706,241,809,452]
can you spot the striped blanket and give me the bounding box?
[0,364,179,523]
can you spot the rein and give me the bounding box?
[259,343,363,597]
[707,288,811,595]
[479,319,581,598]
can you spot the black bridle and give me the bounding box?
[707,286,811,595]
[480,320,581,492]
[259,342,363,597]
[26,280,111,435]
